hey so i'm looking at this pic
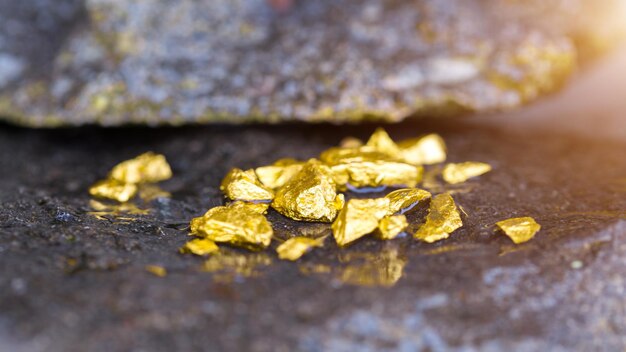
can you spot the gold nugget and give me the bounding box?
[272,161,344,222]
[376,215,408,240]
[442,162,492,184]
[330,161,422,190]
[414,193,462,243]
[89,179,138,202]
[398,134,447,165]
[191,202,273,250]
[255,158,304,189]
[385,188,432,215]
[220,168,274,202]
[145,265,167,277]
[365,128,401,157]
[180,238,219,256]
[110,152,172,184]
[332,198,390,246]
[276,237,325,261]
[496,217,541,244]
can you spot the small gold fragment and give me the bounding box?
[255,158,304,189]
[145,265,167,277]
[365,128,401,157]
[496,217,541,244]
[220,168,274,201]
[276,237,325,261]
[385,188,432,215]
[89,179,138,202]
[180,238,219,256]
[110,152,172,184]
[332,198,390,246]
[339,136,363,148]
[376,215,408,240]
[190,202,273,250]
[272,161,344,222]
[414,193,462,243]
[398,134,447,165]
[138,184,171,202]
[442,162,492,184]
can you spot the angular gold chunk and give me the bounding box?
[442,162,492,184]
[385,188,432,215]
[376,215,408,240]
[365,128,401,157]
[496,217,541,244]
[332,198,390,246]
[89,179,138,202]
[320,146,395,165]
[220,168,274,201]
[110,152,172,184]
[398,134,447,165]
[255,158,304,189]
[180,238,219,256]
[414,193,462,243]
[145,265,167,277]
[276,237,325,261]
[272,161,344,222]
[190,202,273,250]
[330,161,423,190]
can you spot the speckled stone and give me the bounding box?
[0,0,625,126]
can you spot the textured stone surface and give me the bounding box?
[1,0,625,126]
[0,117,625,351]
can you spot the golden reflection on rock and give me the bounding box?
[337,247,406,287]
[88,199,149,220]
[276,237,325,261]
[202,249,272,282]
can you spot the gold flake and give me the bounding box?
[330,161,422,190]
[385,188,432,215]
[180,238,219,256]
[110,152,172,184]
[496,217,541,244]
[332,198,390,246]
[376,215,408,240]
[220,168,274,201]
[414,193,462,243]
[398,134,447,165]
[255,158,304,189]
[145,265,167,277]
[276,237,325,261]
[89,179,138,202]
[190,202,273,250]
[271,161,344,222]
[442,162,492,184]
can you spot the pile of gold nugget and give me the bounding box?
[177,128,541,261]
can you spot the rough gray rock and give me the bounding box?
[0,0,625,126]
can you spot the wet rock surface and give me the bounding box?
[1,0,625,126]
[0,119,625,351]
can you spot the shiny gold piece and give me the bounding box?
[145,265,167,277]
[271,161,344,222]
[320,146,398,165]
[496,217,541,244]
[276,237,325,261]
[202,250,272,282]
[330,161,422,190]
[339,137,363,148]
[255,158,304,189]
[376,215,408,240]
[180,238,220,256]
[414,193,462,243]
[442,162,492,184]
[332,198,390,246]
[398,134,447,165]
[385,188,432,215]
[220,168,274,201]
[191,202,273,250]
[110,152,172,184]
[89,179,138,202]
[365,128,401,157]
[337,248,406,287]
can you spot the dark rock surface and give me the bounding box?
[1,0,625,126]
[0,117,625,351]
